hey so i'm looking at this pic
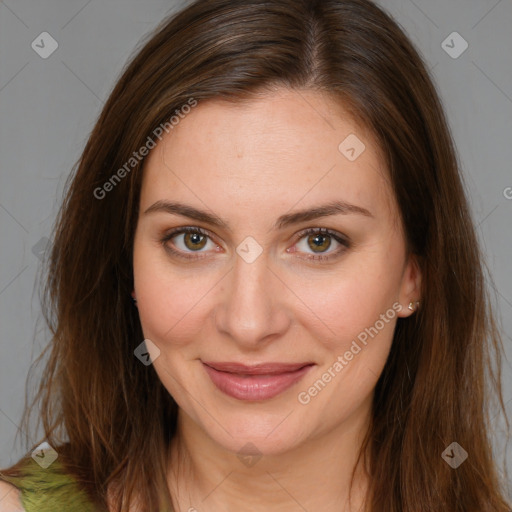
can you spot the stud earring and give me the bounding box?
[408,301,420,311]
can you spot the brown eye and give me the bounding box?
[183,231,207,251]
[161,226,216,260]
[292,227,350,262]
[306,233,332,253]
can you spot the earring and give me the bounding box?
[408,301,420,311]
[132,296,137,305]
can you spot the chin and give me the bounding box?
[197,404,315,458]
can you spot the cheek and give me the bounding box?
[132,239,215,347]
[136,278,213,347]
[300,281,399,386]
[294,274,400,416]
[294,253,403,350]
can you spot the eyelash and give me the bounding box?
[160,226,351,263]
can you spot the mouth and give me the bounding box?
[202,361,315,401]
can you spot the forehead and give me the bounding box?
[140,88,395,221]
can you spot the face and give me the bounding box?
[132,88,421,456]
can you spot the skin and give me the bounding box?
[131,88,421,512]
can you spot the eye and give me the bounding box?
[289,227,350,262]
[160,226,350,263]
[161,227,219,260]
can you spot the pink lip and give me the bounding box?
[202,361,315,401]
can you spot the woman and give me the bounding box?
[0,0,510,510]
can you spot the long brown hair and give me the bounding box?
[2,0,510,510]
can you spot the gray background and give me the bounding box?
[0,0,511,498]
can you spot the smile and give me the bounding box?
[202,361,315,401]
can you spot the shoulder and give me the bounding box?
[0,453,102,512]
[0,479,24,511]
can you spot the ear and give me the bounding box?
[396,253,422,318]
[131,290,138,307]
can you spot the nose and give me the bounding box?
[214,247,291,349]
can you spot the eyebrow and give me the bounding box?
[144,199,373,230]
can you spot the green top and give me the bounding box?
[0,456,102,512]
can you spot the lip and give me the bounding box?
[202,361,315,401]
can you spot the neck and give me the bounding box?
[166,397,372,512]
